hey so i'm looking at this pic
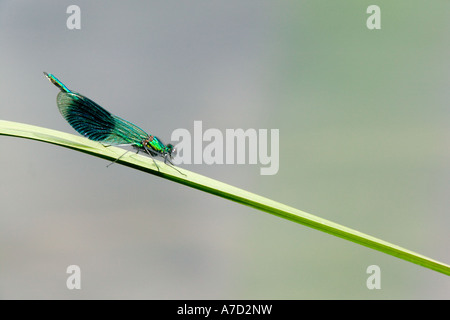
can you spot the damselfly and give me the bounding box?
[44,72,183,175]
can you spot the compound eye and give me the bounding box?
[166,144,175,154]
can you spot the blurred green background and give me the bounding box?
[0,1,449,299]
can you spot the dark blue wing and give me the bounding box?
[56,91,149,145]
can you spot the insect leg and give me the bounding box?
[106,149,130,168]
[142,144,161,172]
[164,156,186,176]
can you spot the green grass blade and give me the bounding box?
[1,119,449,276]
